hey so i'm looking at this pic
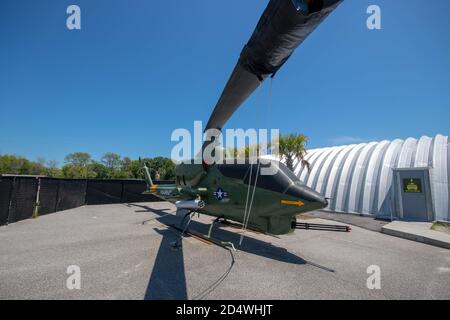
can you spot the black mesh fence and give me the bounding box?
[0,176,171,225]
[121,180,162,203]
[38,178,59,215]
[86,180,123,205]
[56,179,87,211]
[85,179,167,204]
[7,177,38,224]
[0,177,13,225]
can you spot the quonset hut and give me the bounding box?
[292,135,449,222]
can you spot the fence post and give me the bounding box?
[54,179,61,213]
[6,176,16,225]
[33,177,41,218]
[84,179,89,205]
[120,180,125,203]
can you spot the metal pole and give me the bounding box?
[33,177,41,218]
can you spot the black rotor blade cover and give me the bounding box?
[204,0,343,136]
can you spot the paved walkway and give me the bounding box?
[382,221,450,250]
[309,211,450,250]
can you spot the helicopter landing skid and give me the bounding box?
[207,215,225,238]
[295,222,351,232]
[171,211,195,249]
[205,216,236,251]
[169,222,237,252]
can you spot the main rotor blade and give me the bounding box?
[204,64,262,133]
[204,0,343,143]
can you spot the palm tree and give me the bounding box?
[277,133,310,172]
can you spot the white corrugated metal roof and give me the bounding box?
[272,134,449,221]
[295,135,450,220]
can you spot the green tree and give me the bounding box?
[98,152,122,178]
[101,152,122,172]
[0,155,63,176]
[120,159,143,179]
[1,152,176,181]
[61,164,96,178]
[277,133,310,172]
[45,160,62,177]
[29,161,45,175]
[64,152,91,166]
[0,155,32,175]
[116,157,134,179]
[63,152,94,178]
[147,157,175,180]
[88,162,109,179]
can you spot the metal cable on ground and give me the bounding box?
[192,247,235,300]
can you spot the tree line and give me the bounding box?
[0,133,310,179]
[0,152,175,180]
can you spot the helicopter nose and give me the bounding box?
[285,184,328,209]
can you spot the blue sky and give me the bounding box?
[1,0,449,164]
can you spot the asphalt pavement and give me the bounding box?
[0,202,449,299]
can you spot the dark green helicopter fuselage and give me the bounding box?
[147,159,328,235]
[143,0,343,235]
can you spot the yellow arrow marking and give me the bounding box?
[281,200,305,207]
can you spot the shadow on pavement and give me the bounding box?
[128,203,307,300]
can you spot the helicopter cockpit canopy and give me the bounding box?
[217,159,327,205]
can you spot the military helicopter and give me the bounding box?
[143,0,348,240]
